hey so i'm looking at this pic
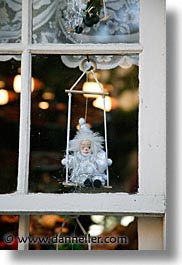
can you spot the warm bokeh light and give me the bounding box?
[120,216,135,227]
[118,90,138,111]
[13,74,35,93]
[92,96,112,112]
[38,101,49,110]
[0,89,9,105]
[42,91,55,100]
[82,81,104,98]
[88,224,104,236]
[91,215,105,224]
[0,80,5,88]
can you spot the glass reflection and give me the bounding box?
[0,58,21,193]
[0,0,22,43]
[32,0,139,44]
[29,55,138,194]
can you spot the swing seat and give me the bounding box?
[62,181,79,187]
[62,181,112,189]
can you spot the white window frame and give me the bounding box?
[0,0,166,250]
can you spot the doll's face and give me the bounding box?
[80,140,92,156]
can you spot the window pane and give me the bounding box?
[32,0,139,44]
[29,55,138,194]
[0,0,22,43]
[29,215,138,250]
[0,56,21,193]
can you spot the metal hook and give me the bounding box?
[80,58,97,73]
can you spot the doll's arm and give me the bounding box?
[61,155,74,167]
[96,151,112,172]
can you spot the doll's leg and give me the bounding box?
[92,175,106,188]
[84,178,93,187]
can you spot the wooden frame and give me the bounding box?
[0,0,166,250]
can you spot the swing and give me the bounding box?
[62,58,112,189]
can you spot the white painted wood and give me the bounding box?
[0,193,165,215]
[0,44,24,54]
[18,215,30,251]
[22,0,32,45]
[138,217,164,250]
[28,43,143,54]
[17,51,31,194]
[139,0,166,195]
[16,0,32,251]
[0,43,142,54]
[17,1,32,194]
[0,1,166,221]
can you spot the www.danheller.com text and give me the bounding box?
[4,233,129,245]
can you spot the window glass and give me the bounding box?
[0,0,22,43]
[29,54,139,194]
[32,0,139,44]
[29,215,138,250]
[0,56,21,193]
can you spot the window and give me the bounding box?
[0,0,166,250]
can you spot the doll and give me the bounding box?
[61,118,112,187]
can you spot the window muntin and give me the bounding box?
[32,0,140,44]
[0,0,22,44]
[0,57,21,194]
[29,54,139,194]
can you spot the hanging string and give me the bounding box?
[76,217,92,250]
[65,71,86,183]
[65,93,72,183]
[102,95,109,187]
[70,71,86,91]
[84,72,89,122]
[91,69,110,187]
[56,216,68,251]
[84,98,88,122]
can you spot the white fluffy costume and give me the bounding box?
[62,118,112,187]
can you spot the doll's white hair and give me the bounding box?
[69,118,104,155]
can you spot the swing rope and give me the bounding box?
[70,71,86,91]
[76,217,91,250]
[65,92,72,183]
[56,216,68,251]
[66,71,87,183]
[84,72,89,122]
[91,70,110,187]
